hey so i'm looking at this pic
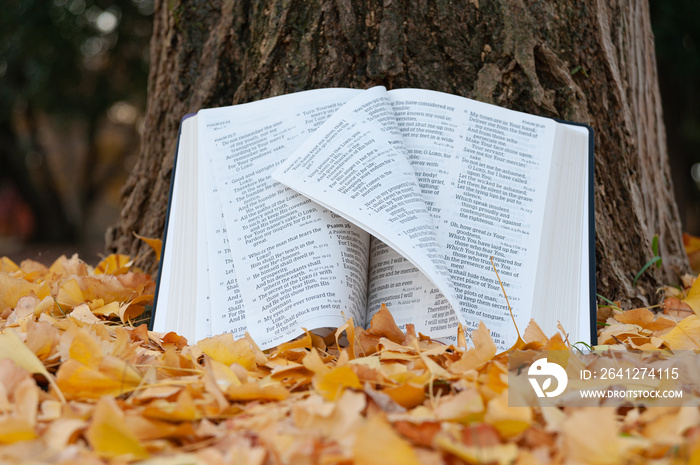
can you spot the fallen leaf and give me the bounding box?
[353,415,421,465]
[681,276,700,316]
[449,322,497,373]
[55,358,139,400]
[197,333,257,370]
[0,329,57,395]
[313,365,362,401]
[659,315,700,350]
[0,273,50,311]
[225,381,289,402]
[393,420,441,448]
[663,297,694,318]
[365,304,406,344]
[86,396,148,459]
[434,431,517,465]
[483,391,532,438]
[94,254,134,275]
[383,382,426,409]
[143,389,201,422]
[614,307,677,332]
[561,408,621,465]
[435,389,484,423]
[0,416,37,444]
[684,232,700,274]
[134,232,163,262]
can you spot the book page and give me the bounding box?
[367,238,458,335]
[195,144,213,341]
[200,89,367,349]
[153,117,200,338]
[388,88,557,348]
[273,87,463,340]
[202,144,247,340]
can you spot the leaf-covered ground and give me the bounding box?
[0,245,700,464]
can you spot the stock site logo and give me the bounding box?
[528,358,568,397]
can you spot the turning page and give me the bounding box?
[273,87,464,340]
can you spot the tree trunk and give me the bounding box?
[106,0,689,306]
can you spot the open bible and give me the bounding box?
[153,86,595,351]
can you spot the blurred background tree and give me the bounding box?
[651,0,700,234]
[0,0,152,261]
[0,0,698,267]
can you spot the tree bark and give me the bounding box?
[106,0,689,306]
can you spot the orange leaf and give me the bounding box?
[25,320,59,361]
[615,307,677,332]
[449,322,496,373]
[383,383,425,409]
[663,297,694,319]
[366,304,406,344]
[274,330,313,354]
[118,294,153,323]
[393,420,441,448]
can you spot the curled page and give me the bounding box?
[273,87,464,338]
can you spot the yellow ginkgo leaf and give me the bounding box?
[68,328,104,368]
[483,390,532,438]
[55,279,85,309]
[682,277,700,316]
[134,232,163,262]
[0,273,50,310]
[143,389,201,422]
[435,433,518,465]
[0,330,52,381]
[313,365,362,401]
[353,415,421,465]
[86,396,148,459]
[94,254,134,275]
[0,257,20,273]
[225,382,290,402]
[55,359,136,400]
[660,315,700,350]
[435,389,484,423]
[0,416,37,444]
[197,333,257,370]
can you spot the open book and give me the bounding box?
[153,86,595,351]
